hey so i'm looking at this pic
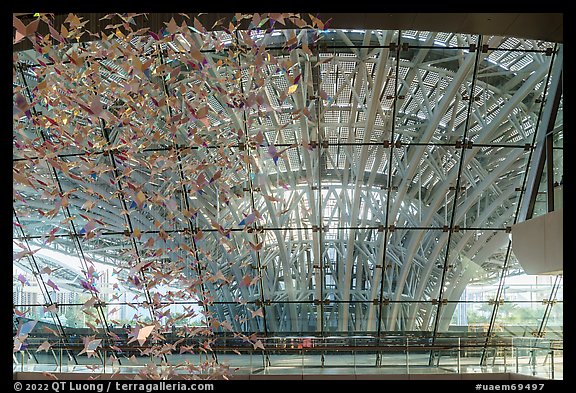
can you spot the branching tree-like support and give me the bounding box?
[14,27,561,338]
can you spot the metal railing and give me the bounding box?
[13,335,562,379]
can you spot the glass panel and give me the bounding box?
[250,145,316,229]
[492,265,558,337]
[500,274,556,302]
[392,146,461,228]
[410,238,449,300]
[321,157,390,228]
[55,156,126,234]
[545,304,563,340]
[454,147,530,229]
[323,301,378,334]
[260,228,317,299]
[213,302,263,334]
[265,302,318,334]
[485,37,552,70]
[403,31,479,48]
[323,227,381,293]
[458,301,495,336]
[199,231,263,320]
[395,49,476,144]
[493,302,547,337]
[13,160,69,237]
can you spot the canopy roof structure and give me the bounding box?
[13,13,562,350]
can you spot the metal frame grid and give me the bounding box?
[13,15,562,371]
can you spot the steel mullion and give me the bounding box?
[537,275,562,337]
[234,31,270,341]
[307,47,327,336]
[546,132,555,212]
[88,32,164,360]
[376,30,402,339]
[480,44,560,365]
[100,121,164,365]
[156,44,216,354]
[428,35,483,365]
[16,63,115,358]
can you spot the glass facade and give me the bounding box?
[13,14,562,378]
